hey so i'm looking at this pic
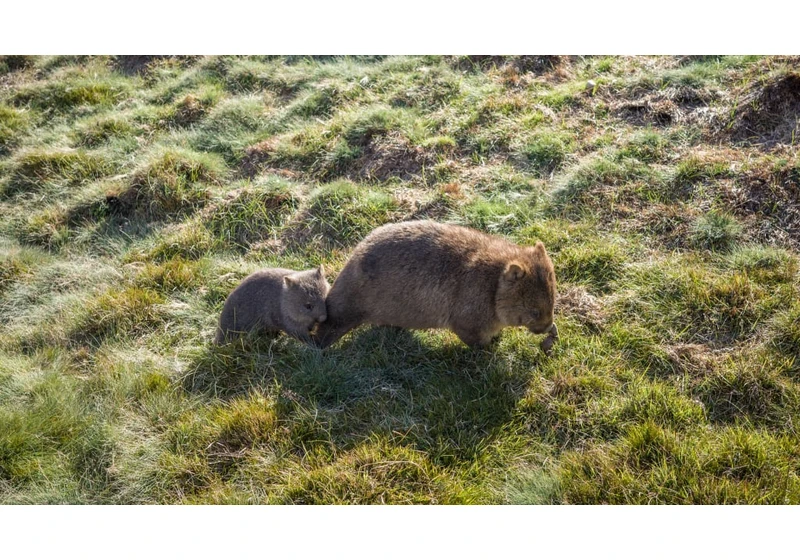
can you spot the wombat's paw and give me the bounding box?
[540,334,557,355]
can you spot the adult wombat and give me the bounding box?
[313,221,558,352]
[215,266,329,345]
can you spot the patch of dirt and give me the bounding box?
[239,140,305,180]
[114,55,198,76]
[353,132,435,182]
[114,56,167,75]
[241,132,438,183]
[728,72,800,147]
[449,55,568,75]
[612,86,720,127]
[722,160,800,248]
[0,55,35,73]
[663,343,724,376]
[628,203,699,249]
[248,238,286,256]
[556,286,607,331]
[239,139,278,178]
[172,94,207,126]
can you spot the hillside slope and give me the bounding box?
[1,55,799,504]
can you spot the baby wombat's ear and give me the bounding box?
[284,275,298,287]
[532,241,548,256]
[503,262,526,281]
[316,264,325,277]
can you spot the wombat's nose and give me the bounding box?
[318,314,327,323]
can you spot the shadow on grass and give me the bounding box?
[181,325,544,466]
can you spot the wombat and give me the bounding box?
[313,220,558,352]
[215,266,329,345]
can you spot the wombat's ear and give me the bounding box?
[533,241,547,256]
[284,275,297,287]
[317,264,325,277]
[504,262,526,281]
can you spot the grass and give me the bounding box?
[115,147,227,219]
[3,149,115,198]
[0,105,32,155]
[1,55,800,504]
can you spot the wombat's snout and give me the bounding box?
[528,321,555,335]
[318,314,327,323]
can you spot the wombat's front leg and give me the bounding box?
[453,325,497,349]
[539,323,559,355]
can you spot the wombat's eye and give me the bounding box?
[305,303,313,310]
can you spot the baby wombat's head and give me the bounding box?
[495,241,556,334]
[282,265,330,328]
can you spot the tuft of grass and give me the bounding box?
[288,83,353,118]
[4,149,114,197]
[689,211,742,252]
[516,131,573,175]
[419,135,457,153]
[135,222,216,262]
[135,257,208,294]
[73,287,165,344]
[460,196,538,236]
[11,76,128,114]
[73,115,135,148]
[118,148,227,219]
[616,130,669,163]
[555,153,662,206]
[672,156,730,187]
[768,302,800,370]
[341,105,417,147]
[290,181,399,251]
[556,242,627,294]
[0,105,32,154]
[696,352,800,427]
[190,96,278,164]
[0,243,47,296]
[280,439,482,504]
[724,245,798,285]
[169,84,225,127]
[204,175,299,251]
[557,424,800,504]
[626,260,784,346]
[0,55,37,74]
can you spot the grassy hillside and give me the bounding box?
[0,55,799,504]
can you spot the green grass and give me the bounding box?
[3,149,115,198]
[2,55,800,504]
[0,105,32,155]
[115,147,227,219]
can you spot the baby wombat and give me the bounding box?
[313,220,558,352]
[215,266,329,345]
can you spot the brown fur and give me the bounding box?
[215,266,329,345]
[313,221,557,350]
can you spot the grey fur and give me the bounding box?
[215,266,329,345]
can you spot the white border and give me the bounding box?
[1,505,798,559]
[1,1,798,54]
